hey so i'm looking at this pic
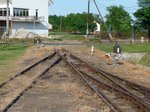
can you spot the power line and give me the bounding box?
[93,0,105,23]
[95,1,108,8]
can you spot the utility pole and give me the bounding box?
[93,0,114,43]
[6,0,9,40]
[60,17,62,31]
[93,0,104,24]
[86,0,90,40]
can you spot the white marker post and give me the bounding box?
[91,46,94,55]
[141,36,144,43]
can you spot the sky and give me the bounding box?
[49,0,139,19]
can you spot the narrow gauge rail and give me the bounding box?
[0,51,57,88]
[0,51,62,112]
[60,49,150,112]
[67,51,150,105]
[62,49,150,104]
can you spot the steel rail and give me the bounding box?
[69,50,150,93]
[64,54,150,112]
[63,49,150,105]
[1,56,62,112]
[60,53,121,112]
[61,49,150,112]
[97,68,150,95]
[79,70,150,112]
[0,51,57,88]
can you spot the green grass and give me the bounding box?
[95,43,150,67]
[0,44,28,64]
[48,33,150,67]
[48,34,85,42]
[95,43,150,53]
[62,35,85,41]
[140,53,150,67]
[0,44,28,82]
[49,32,71,35]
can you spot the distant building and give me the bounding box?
[0,0,52,38]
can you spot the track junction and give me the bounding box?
[0,49,150,112]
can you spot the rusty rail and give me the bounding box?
[61,49,150,112]
[0,51,57,88]
[63,49,150,105]
[60,54,122,112]
[1,54,62,112]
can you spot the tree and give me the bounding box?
[49,13,95,34]
[138,0,150,7]
[105,5,132,33]
[49,15,64,31]
[134,0,150,42]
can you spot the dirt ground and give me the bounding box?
[1,44,150,112]
[8,61,110,112]
[63,45,150,88]
[0,45,55,83]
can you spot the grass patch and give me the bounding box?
[140,53,150,67]
[49,32,70,35]
[95,43,150,67]
[48,34,85,42]
[0,44,28,82]
[62,35,85,41]
[48,38,63,41]
[95,43,150,53]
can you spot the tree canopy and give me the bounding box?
[138,0,150,7]
[105,5,132,32]
[49,12,95,34]
[134,0,150,42]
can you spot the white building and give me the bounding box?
[0,0,52,37]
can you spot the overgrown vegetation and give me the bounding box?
[95,43,150,53]
[48,33,85,42]
[140,53,150,67]
[0,44,28,82]
[134,0,150,42]
[49,13,95,34]
[95,43,150,67]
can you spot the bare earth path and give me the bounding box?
[7,61,109,112]
[64,45,150,88]
[1,44,150,112]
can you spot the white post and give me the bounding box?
[141,36,144,43]
[91,46,94,55]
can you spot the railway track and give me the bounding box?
[0,50,62,112]
[66,50,150,104]
[0,49,150,112]
[60,49,150,112]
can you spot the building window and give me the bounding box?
[13,8,29,17]
[0,8,10,16]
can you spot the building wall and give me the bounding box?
[0,0,50,37]
[12,0,49,23]
[12,21,48,37]
[12,0,49,37]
